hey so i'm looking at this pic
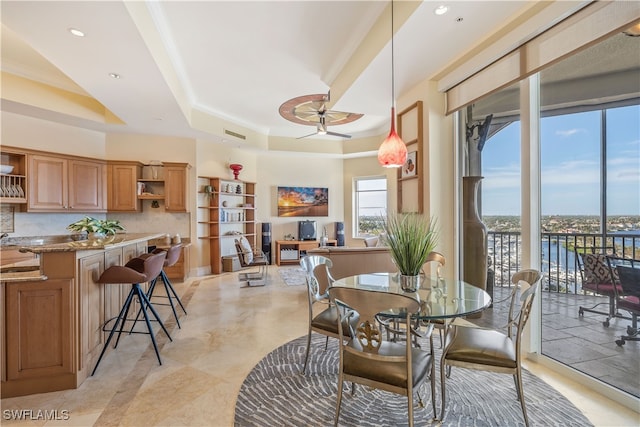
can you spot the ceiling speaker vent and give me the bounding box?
[224,129,246,140]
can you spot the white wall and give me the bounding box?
[256,152,344,247]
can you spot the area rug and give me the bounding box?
[279,267,306,286]
[234,334,593,427]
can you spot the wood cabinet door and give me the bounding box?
[5,279,74,380]
[103,248,126,330]
[164,165,188,212]
[27,154,68,211]
[107,162,141,212]
[69,159,106,211]
[78,253,105,371]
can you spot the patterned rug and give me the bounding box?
[234,334,593,427]
[279,267,306,286]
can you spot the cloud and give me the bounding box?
[555,128,585,137]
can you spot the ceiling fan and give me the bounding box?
[279,91,363,139]
[296,111,352,139]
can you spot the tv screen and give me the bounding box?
[277,186,328,217]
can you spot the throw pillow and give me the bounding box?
[581,253,617,284]
[239,236,254,264]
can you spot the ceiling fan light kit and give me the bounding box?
[377,0,407,168]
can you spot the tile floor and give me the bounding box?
[1,268,638,426]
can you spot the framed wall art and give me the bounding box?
[277,186,328,217]
[402,151,417,178]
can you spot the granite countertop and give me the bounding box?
[16,233,165,254]
[0,259,46,283]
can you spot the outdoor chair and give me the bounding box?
[606,256,640,346]
[329,286,436,427]
[234,236,268,287]
[439,269,542,427]
[576,246,620,327]
[299,255,359,374]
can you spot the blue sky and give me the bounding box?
[481,104,640,216]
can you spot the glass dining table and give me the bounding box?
[332,272,492,321]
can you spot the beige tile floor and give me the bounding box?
[1,268,638,426]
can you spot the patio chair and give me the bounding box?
[605,256,640,346]
[329,286,436,427]
[299,255,359,374]
[576,246,619,327]
[234,236,268,287]
[439,269,542,427]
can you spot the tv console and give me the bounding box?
[275,239,337,266]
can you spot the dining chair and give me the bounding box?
[328,286,436,427]
[576,246,619,326]
[234,236,268,287]
[439,269,542,427]
[299,255,359,374]
[605,256,640,346]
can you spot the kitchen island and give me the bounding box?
[1,233,164,398]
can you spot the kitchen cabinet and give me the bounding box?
[0,149,27,205]
[5,278,74,383]
[198,177,256,274]
[28,154,106,212]
[107,161,142,212]
[137,162,190,212]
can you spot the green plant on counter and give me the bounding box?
[380,212,439,276]
[67,216,125,236]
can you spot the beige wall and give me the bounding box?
[1,85,453,278]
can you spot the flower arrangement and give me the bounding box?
[67,216,125,236]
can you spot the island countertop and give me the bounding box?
[18,233,165,254]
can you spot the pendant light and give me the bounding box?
[377,0,407,168]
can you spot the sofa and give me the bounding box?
[306,246,396,280]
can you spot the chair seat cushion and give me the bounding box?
[312,306,359,336]
[582,281,620,296]
[344,341,431,388]
[618,296,640,313]
[446,326,517,369]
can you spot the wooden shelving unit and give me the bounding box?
[197,177,256,274]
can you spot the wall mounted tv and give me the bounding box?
[277,186,328,217]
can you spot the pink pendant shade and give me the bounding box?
[377,107,407,168]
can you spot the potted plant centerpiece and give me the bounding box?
[67,216,125,240]
[380,212,438,292]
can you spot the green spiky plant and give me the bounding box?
[380,212,438,276]
[67,216,125,236]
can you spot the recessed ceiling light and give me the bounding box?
[109,73,122,79]
[434,5,449,16]
[68,28,85,37]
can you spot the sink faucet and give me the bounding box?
[0,233,8,239]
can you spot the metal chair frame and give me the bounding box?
[234,238,268,287]
[439,269,542,427]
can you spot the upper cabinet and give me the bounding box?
[28,154,106,212]
[164,163,189,213]
[136,162,190,213]
[0,149,27,205]
[107,161,143,212]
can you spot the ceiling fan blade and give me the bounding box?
[296,131,319,139]
[326,131,352,139]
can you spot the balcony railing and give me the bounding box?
[488,231,640,293]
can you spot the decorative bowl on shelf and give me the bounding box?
[0,165,14,174]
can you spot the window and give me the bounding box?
[353,177,387,237]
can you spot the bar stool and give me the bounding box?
[144,245,188,328]
[91,251,171,376]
